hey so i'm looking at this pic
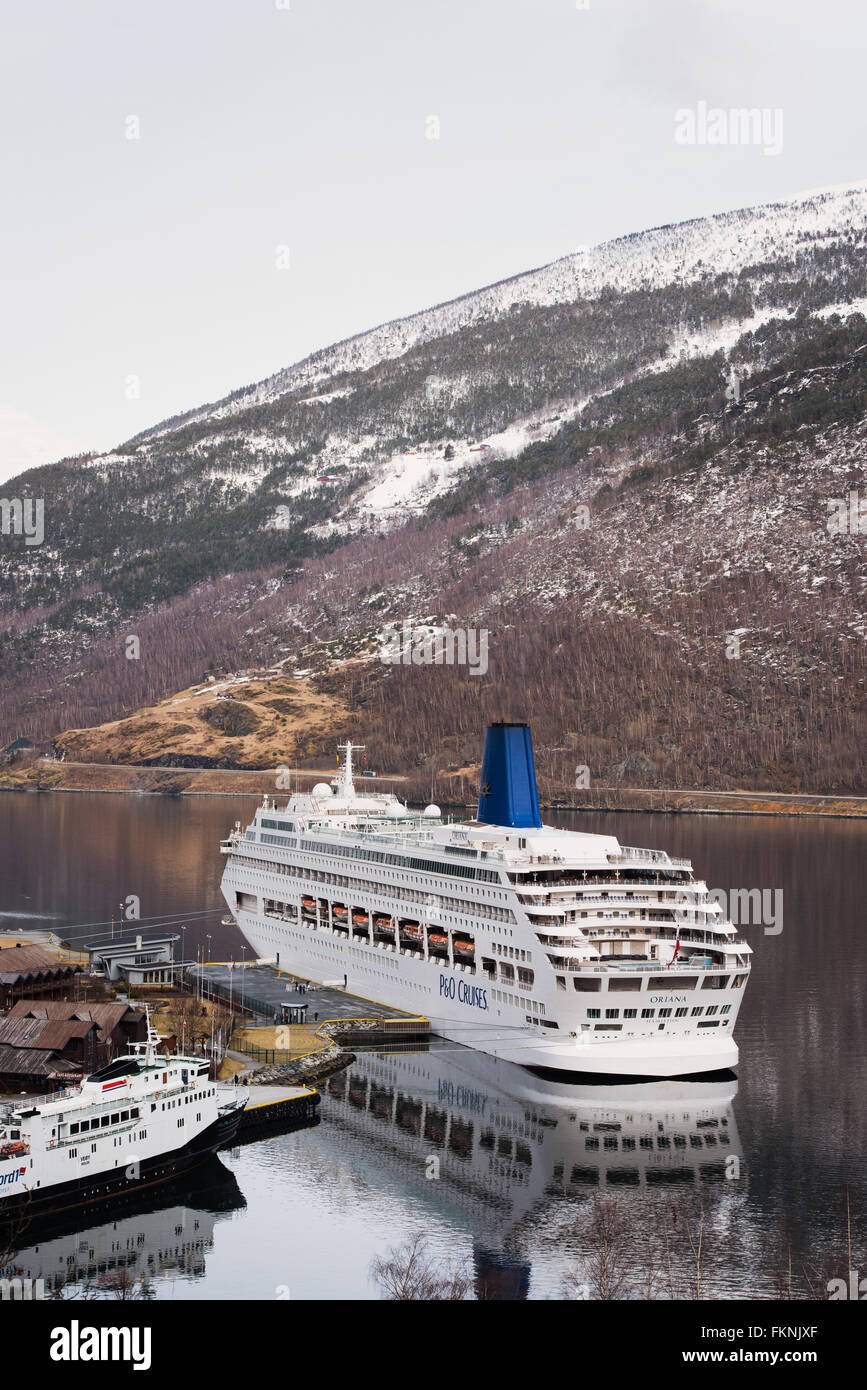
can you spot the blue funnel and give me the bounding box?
[477,723,542,828]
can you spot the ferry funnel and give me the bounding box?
[477,723,542,829]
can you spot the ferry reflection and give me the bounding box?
[3,1155,244,1294]
[322,1042,741,1299]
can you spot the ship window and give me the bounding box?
[675,1007,688,1018]
[121,1111,129,1121]
[608,976,642,992]
[641,1009,655,1018]
[587,1009,601,1018]
[605,1009,619,1019]
[70,1123,79,1135]
[624,1009,637,1018]
[101,1116,110,1128]
[111,1113,119,1124]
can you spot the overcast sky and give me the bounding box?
[1,0,864,483]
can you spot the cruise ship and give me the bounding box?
[220,724,752,1080]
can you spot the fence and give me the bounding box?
[237,1044,294,1064]
[180,968,262,1019]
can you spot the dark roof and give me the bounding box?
[0,1044,82,1077]
[8,1001,143,1042]
[0,1018,53,1047]
[28,1021,96,1050]
[0,945,82,984]
[0,1017,98,1050]
[3,737,34,753]
[86,935,178,956]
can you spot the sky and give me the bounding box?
[1,0,865,484]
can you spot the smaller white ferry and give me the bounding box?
[0,1019,247,1222]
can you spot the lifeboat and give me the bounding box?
[453,938,475,957]
[400,921,422,940]
[0,1140,27,1158]
[301,896,316,913]
[373,914,392,931]
[352,910,370,926]
[332,905,348,920]
[428,932,448,950]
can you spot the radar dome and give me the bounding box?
[386,802,405,818]
[312,782,332,797]
[423,804,441,818]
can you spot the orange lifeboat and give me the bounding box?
[332,904,348,919]
[400,921,422,940]
[453,938,475,957]
[428,932,448,950]
[1,1140,27,1158]
[352,910,370,926]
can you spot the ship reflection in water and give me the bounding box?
[3,1048,743,1301]
[4,1156,245,1296]
[321,1042,742,1299]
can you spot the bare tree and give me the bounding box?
[561,1195,634,1301]
[370,1232,472,1301]
[0,1194,33,1276]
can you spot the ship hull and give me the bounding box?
[0,1110,243,1225]
[229,908,739,1080]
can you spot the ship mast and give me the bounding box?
[335,740,363,797]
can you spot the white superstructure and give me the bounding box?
[220,731,752,1079]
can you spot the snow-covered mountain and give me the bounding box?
[140,179,867,433]
[113,179,867,529]
[2,181,866,793]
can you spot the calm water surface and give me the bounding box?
[1,793,864,1299]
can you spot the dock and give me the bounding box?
[234,1084,320,1140]
[198,960,423,1027]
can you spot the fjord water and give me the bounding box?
[1,792,864,1299]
